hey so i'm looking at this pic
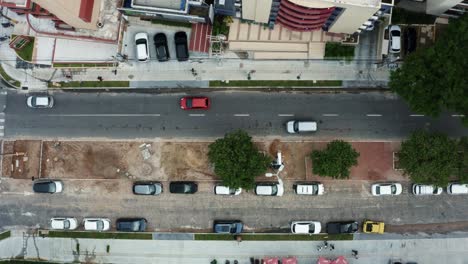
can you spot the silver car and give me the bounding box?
[27,96,54,108]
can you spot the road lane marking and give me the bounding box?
[410,114,425,117]
[366,114,382,117]
[278,114,294,117]
[452,114,465,117]
[322,114,339,117]
[234,114,250,117]
[189,114,205,117]
[46,114,161,117]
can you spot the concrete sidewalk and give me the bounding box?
[1,231,467,263]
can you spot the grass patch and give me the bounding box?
[0,65,21,87]
[13,36,35,62]
[53,63,115,68]
[151,19,192,28]
[43,231,152,240]
[0,231,11,241]
[209,80,342,87]
[324,42,355,60]
[48,81,130,88]
[392,8,437,25]
[194,233,353,241]
[212,16,232,37]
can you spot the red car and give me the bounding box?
[180,96,210,110]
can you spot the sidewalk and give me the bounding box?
[1,231,468,263]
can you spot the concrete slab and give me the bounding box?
[53,39,118,63]
[33,37,55,65]
[153,232,194,240]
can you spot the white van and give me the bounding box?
[447,183,468,195]
[286,120,317,134]
[412,184,442,195]
[294,182,324,195]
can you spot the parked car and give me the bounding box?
[83,218,111,231]
[180,96,210,110]
[50,217,78,230]
[371,183,402,196]
[116,218,147,232]
[169,181,198,194]
[412,184,442,195]
[286,120,317,134]
[290,221,321,234]
[213,220,243,234]
[214,185,242,195]
[404,27,417,54]
[154,33,169,62]
[255,181,284,196]
[174,31,189,61]
[133,182,163,195]
[389,25,401,54]
[135,32,150,62]
[447,183,468,195]
[27,95,54,108]
[326,221,358,234]
[33,179,63,193]
[362,220,385,234]
[293,182,324,195]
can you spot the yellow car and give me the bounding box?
[363,220,385,234]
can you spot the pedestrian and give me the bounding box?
[352,250,359,259]
[97,76,103,82]
[330,244,335,250]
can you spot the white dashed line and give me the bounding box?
[278,114,294,117]
[322,114,339,117]
[234,114,250,117]
[47,114,161,117]
[452,114,465,117]
[366,114,382,117]
[410,114,425,117]
[189,114,205,117]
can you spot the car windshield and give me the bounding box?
[136,39,146,45]
[186,98,192,108]
[63,220,70,229]
[96,221,103,230]
[307,224,314,233]
[293,122,299,132]
[271,185,278,195]
[375,186,380,194]
[157,46,166,56]
[391,30,400,37]
[391,185,396,193]
[183,184,192,193]
[366,224,373,232]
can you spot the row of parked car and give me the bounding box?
[135,31,189,62]
[33,179,468,196]
[49,217,146,232]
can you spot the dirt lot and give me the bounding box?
[2,140,404,182]
[1,140,41,179]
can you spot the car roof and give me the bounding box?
[294,223,310,233]
[35,97,49,106]
[256,185,273,194]
[33,181,54,192]
[137,44,148,60]
[191,97,208,107]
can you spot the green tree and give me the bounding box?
[311,140,359,179]
[458,137,468,182]
[208,130,271,190]
[389,14,468,125]
[398,130,458,186]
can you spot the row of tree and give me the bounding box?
[208,130,468,190]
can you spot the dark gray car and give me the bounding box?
[213,220,243,234]
[132,182,162,195]
[174,31,189,61]
[116,218,147,232]
[169,181,197,194]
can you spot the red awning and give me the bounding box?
[263,257,279,264]
[282,257,297,264]
[317,257,332,264]
[317,256,349,264]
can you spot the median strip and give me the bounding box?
[40,230,152,240]
[194,233,353,241]
[209,80,342,88]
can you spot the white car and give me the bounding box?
[291,221,321,234]
[214,185,242,195]
[255,180,284,196]
[412,184,442,195]
[447,183,468,195]
[83,218,111,231]
[50,217,78,230]
[371,183,402,196]
[389,25,401,53]
[135,32,150,62]
[286,121,317,134]
[294,182,324,195]
[27,96,54,108]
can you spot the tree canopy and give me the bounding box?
[208,130,271,190]
[398,130,458,186]
[458,137,468,183]
[389,14,468,125]
[311,140,359,179]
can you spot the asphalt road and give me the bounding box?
[3,90,468,139]
[2,179,468,232]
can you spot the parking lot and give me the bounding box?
[1,140,468,233]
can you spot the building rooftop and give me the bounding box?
[132,0,185,11]
[290,0,381,8]
[0,0,29,7]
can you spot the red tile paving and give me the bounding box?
[189,23,211,53]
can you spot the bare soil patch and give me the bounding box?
[1,140,41,179]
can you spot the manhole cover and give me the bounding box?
[128,74,134,79]
[140,162,153,175]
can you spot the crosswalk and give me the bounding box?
[0,112,4,137]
